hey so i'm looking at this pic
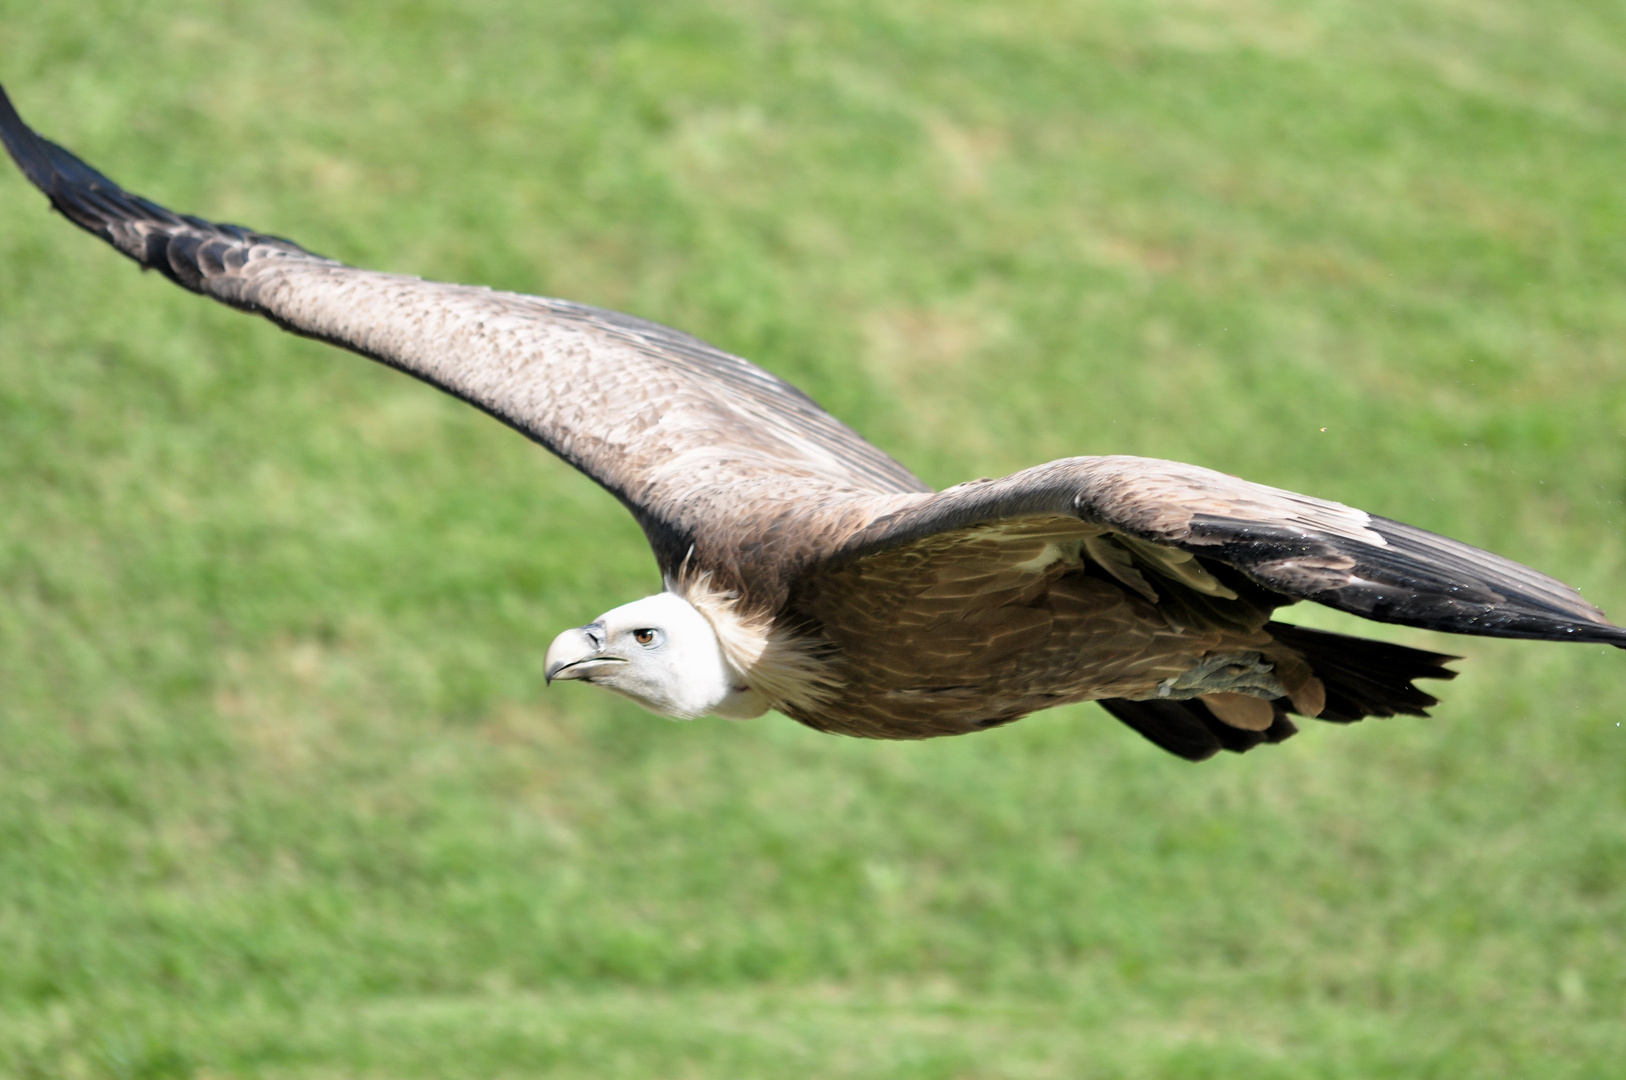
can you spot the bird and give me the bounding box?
[3,84,1621,763]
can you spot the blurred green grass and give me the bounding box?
[2,1,1625,1076]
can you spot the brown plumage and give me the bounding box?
[4,85,1620,760]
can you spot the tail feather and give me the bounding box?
[1098,697,1298,762]
[1102,622,1457,761]
[1266,622,1457,722]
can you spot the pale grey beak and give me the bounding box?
[544,624,617,683]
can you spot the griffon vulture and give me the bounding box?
[4,85,1620,761]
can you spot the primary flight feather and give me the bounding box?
[4,85,1620,761]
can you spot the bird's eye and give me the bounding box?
[632,628,657,646]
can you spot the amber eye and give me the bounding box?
[632,628,657,646]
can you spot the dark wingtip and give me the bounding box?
[3,83,86,194]
[0,81,59,193]
[1354,515,1626,647]
[0,81,176,241]
[0,83,321,286]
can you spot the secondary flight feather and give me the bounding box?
[5,85,1620,760]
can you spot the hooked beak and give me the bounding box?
[544,624,621,683]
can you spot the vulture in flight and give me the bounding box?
[4,85,1621,762]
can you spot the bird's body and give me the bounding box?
[4,84,1620,760]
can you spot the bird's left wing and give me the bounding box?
[808,455,1626,646]
[0,86,929,580]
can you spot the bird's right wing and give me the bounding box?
[0,86,929,576]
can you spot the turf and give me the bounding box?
[2,1,1625,1076]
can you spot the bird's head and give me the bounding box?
[544,591,769,720]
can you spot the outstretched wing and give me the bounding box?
[812,455,1626,646]
[0,86,928,576]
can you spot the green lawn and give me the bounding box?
[2,1,1625,1076]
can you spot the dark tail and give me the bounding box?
[1099,622,1458,762]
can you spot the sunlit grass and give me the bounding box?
[2,1,1624,1076]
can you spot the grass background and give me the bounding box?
[2,1,1625,1076]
